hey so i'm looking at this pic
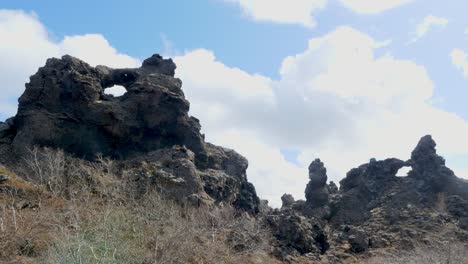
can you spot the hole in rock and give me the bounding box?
[396,166,412,177]
[104,85,127,97]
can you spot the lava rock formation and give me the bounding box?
[269,135,468,262]
[0,54,260,213]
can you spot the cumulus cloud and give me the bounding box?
[223,0,327,28]
[410,15,449,43]
[176,27,468,206]
[340,0,414,14]
[224,0,415,26]
[451,49,468,77]
[0,9,139,118]
[60,34,139,68]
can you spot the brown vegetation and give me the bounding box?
[1,147,467,264]
[0,147,276,264]
[364,242,468,264]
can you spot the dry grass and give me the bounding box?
[38,194,273,264]
[0,168,64,260]
[364,242,468,264]
[0,147,275,264]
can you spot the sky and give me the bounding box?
[0,0,467,206]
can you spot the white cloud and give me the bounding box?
[451,49,468,77]
[0,9,139,117]
[409,15,449,43]
[60,34,139,68]
[224,0,327,28]
[340,0,414,14]
[226,0,415,26]
[176,26,468,206]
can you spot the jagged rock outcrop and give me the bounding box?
[279,158,333,221]
[2,55,205,161]
[0,54,260,213]
[281,194,295,209]
[267,209,329,259]
[408,135,466,197]
[332,157,406,224]
[327,181,338,194]
[269,135,468,261]
[305,159,329,208]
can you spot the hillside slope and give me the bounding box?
[0,54,467,263]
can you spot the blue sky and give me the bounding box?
[0,0,467,205]
[2,0,466,114]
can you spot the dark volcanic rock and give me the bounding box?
[327,181,338,194]
[6,55,205,161]
[332,158,405,224]
[281,194,295,209]
[0,174,9,184]
[410,135,444,172]
[200,143,260,213]
[447,195,468,230]
[267,210,329,257]
[407,135,466,198]
[125,145,208,204]
[141,54,176,76]
[270,135,468,261]
[0,54,260,213]
[345,227,369,253]
[305,159,329,208]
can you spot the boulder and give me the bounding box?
[345,228,369,253]
[0,174,9,184]
[267,210,329,256]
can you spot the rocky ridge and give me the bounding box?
[269,135,468,262]
[0,54,467,263]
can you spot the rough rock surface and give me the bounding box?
[267,209,329,258]
[278,159,332,222]
[267,135,468,262]
[0,54,260,213]
[2,55,205,161]
[0,174,9,184]
[281,194,295,209]
[305,159,329,208]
